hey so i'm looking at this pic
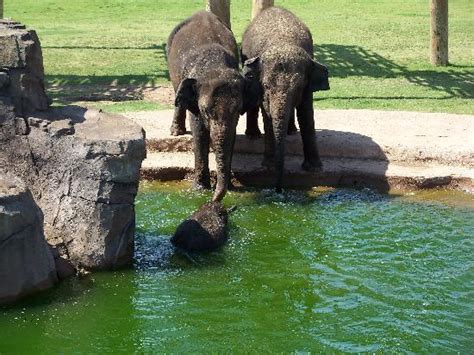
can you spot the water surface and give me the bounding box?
[1,182,473,353]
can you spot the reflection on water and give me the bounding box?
[1,183,473,353]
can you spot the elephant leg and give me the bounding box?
[170,106,187,136]
[245,106,262,139]
[287,109,298,135]
[297,90,322,171]
[261,108,275,169]
[189,113,211,189]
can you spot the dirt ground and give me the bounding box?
[124,109,474,192]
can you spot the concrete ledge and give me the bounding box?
[140,152,474,193]
[125,109,474,193]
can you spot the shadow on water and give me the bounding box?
[314,44,474,99]
[0,275,95,311]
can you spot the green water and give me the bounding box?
[1,182,473,353]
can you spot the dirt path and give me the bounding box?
[124,109,474,192]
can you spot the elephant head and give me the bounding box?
[243,48,329,111]
[175,71,258,201]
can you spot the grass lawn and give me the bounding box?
[5,0,474,114]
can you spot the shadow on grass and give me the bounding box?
[314,44,474,99]
[46,75,164,103]
[45,42,473,104]
[42,44,166,51]
[45,43,170,103]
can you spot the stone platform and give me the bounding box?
[126,109,474,193]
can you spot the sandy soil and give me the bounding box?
[124,109,474,192]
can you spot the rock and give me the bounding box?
[1,106,146,270]
[54,256,77,280]
[0,71,10,89]
[0,21,146,272]
[171,202,229,251]
[0,175,57,304]
[49,245,76,280]
[0,20,49,116]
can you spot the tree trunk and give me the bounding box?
[252,0,274,19]
[206,0,231,29]
[430,0,448,66]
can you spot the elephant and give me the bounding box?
[171,202,229,251]
[167,11,258,201]
[241,7,330,192]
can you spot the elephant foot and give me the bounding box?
[245,128,262,140]
[227,179,236,191]
[170,125,186,136]
[287,127,298,136]
[192,179,211,191]
[302,158,323,172]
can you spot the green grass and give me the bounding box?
[5,0,474,114]
[91,100,169,113]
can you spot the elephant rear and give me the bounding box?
[171,202,229,251]
[241,7,314,61]
[167,11,239,89]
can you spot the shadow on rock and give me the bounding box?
[233,128,390,194]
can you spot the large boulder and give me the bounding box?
[1,106,146,269]
[0,20,146,271]
[0,175,57,304]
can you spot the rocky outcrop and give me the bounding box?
[0,20,50,116]
[0,20,147,274]
[0,175,57,304]
[1,106,146,270]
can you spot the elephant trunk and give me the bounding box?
[270,101,291,193]
[211,121,236,202]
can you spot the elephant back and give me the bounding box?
[242,7,313,59]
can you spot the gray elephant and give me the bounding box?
[241,7,330,192]
[171,202,229,251]
[167,11,258,201]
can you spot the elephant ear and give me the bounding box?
[240,47,248,65]
[310,60,330,92]
[241,57,262,114]
[175,78,199,115]
[242,57,260,79]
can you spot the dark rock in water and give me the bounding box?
[0,175,58,304]
[50,246,77,280]
[171,202,229,251]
